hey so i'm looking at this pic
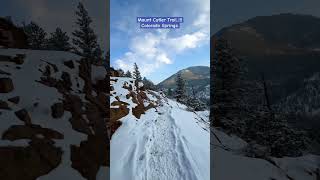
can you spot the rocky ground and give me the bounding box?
[0,49,109,180]
[110,77,210,180]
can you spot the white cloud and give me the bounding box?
[165,31,208,52]
[115,32,173,76]
[113,0,210,77]
[156,53,171,64]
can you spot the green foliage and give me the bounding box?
[72,2,102,63]
[175,72,186,103]
[167,88,173,97]
[133,63,142,86]
[47,27,71,51]
[124,70,132,78]
[212,37,309,157]
[142,77,156,90]
[23,21,47,50]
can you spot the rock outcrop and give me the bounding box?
[0,49,109,179]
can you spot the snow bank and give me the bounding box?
[110,77,210,180]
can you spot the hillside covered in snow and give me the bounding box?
[212,127,320,180]
[0,49,108,180]
[110,77,210,180]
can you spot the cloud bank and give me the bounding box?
[112,0,210,77]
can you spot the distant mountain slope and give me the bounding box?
[158,66,210,104]
[214,13,320,103]
[217,13,320,55]
[277,73,320,117]
[158,66,209,88]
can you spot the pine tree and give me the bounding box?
[47,27,71,51]
[72,2,102,63]
[211,37,309,157]
[211,38,245,134]
[186,97,206,111]
[23,21,47,50]
[125,70,132,78]
[167,88,173,97]
[243,75,308,157]
[4,16,13,25]
[117,69,124,77]
[143,77,156,90]
[175,72,186,103]
[105,51,110,71]
[133,63,142,87]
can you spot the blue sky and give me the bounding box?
[110,0,210,84]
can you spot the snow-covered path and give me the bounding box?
[141,105,198,180]
[111,96,210,180]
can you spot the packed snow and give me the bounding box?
[110,77,210,180]
[212,127,320,180]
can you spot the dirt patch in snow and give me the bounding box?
[0,140,62,180]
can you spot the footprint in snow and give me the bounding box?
[139,154,145,160]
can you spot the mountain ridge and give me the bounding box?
[157,66,210,105]
[157,66,209,87]
[213,13,320,103]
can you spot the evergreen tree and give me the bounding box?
[186,97,206,111]
[243,74,308,157]
[143,77,156,90]
[72,2,102,63]
[211,37,309,157]
[23,21,47,50]
[244,107,308,157]
[133,63,142,86]
[175,72,186,103]
[211,38,245,134]
[184,85,206,111]
[125,70,132,78]
[47,27,71,51]
[117,68,124,77]
[167,88,173,97]
[105,51,110,71]
[4,16,13,25]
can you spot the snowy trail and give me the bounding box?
[110,80,209,180]
[138,105,198,180]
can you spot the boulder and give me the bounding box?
[0,68,11,75]
[8,96,19,104]
[14,109,31,125]
[0,78,14,93]
[132,104,146,119]
[71,135,108,179]
[63,60,75,69]
[0,100,10,110]
[0,141,62,180]
[51,103,64,119]
[110,105,129,122]
[12,54,25,65]
[2,125,64,141]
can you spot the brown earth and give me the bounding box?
[0,140,62,180]
[71,135,109,180]
[14,109,32,125]
[2,125,64,141]
[0,77,14,93]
